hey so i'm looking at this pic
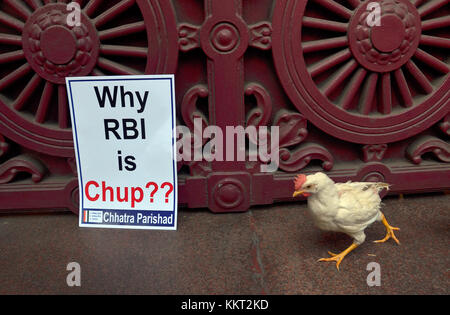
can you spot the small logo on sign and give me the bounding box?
[82,210,103,223]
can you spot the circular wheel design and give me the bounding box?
[272,0,449,144]
[0,0,178,157]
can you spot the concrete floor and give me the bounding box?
[0,193,448,294]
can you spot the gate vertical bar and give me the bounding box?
[201,0,249,172]
[197,0,254,211]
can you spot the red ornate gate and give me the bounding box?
[0,0,448,213]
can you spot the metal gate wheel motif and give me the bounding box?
[272,0,449,144]
[0,0,448,214]
[0,0,177,157]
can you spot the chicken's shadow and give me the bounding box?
[315,232,352,251]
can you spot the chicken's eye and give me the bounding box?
[305,185,311,189]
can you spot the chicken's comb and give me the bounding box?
[294,174,307,190]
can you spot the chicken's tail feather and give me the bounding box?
[373,182,390,192]
[340,181,391,193]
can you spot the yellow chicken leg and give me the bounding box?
[374,213,400,245]
[318,243,358,270]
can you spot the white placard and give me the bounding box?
[66,75,177,230]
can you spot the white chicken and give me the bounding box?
[293,172,400,270]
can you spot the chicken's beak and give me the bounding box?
[293,190,304,198]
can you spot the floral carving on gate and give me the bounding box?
[406,136,450,164]
[244,83,334,172]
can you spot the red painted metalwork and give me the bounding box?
[0,0,448,214]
